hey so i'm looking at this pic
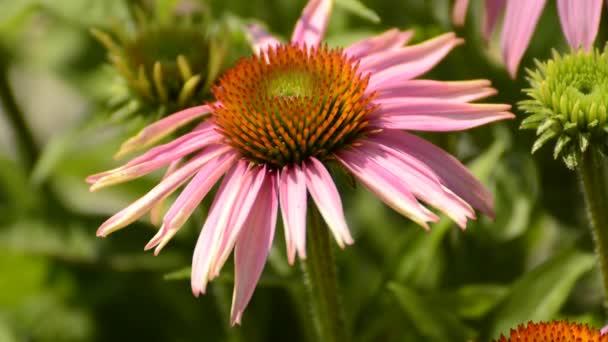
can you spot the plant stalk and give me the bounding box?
[579,149,608,308]
[300,205,349,342]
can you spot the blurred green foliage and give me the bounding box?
[0,0,607,341]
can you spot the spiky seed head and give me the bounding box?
[494,321,608,341]
[212,44,377,169]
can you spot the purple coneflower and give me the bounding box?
[88,0,513,324]
[453,0,605,77]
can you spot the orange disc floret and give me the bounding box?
[211,43,377,168]
[494,321,608,342]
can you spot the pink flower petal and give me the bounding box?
[150,158,183,226]
[88,131,224,191]
[114,104,215,158]
[245,23,282,55]
[144,150,238,255]
[370,97,513,132]
[452,0,471,26]
[278,164,307,264]
[373,130,495,218]
[344,29,414,60]
[210,165,267,278]
[501,0,546,78]
[483,0,505,41]
[96,149,232,237]
[358,138,475,228]
[557,0,602,51]
[291,0,332,47]
[375,79,497,103]
[365,33,464,91]
[335,150,439,229]
[230,173,278,325]
[304,157,353,248]
[191,162,254,296]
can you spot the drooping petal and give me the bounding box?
[483,0,505,41]
[245,23,282,55]
[452,0,471,26]
[210,165,267,278]
[144,151,238,254]
[230,173,278,325]
[373,130,495,218]
[291,0,332,47]
[335,150,439,229]
[344,29,414,60]
[114,104,215,158]
[150,158,183,226]
[557,0,602,51]
[304,157,353,248]
[191,162,252,296]
[375,79,497,102]
[370,97,513,132]
[278,164,307,264]
[365,33,464,91]
[88,132,224,191]
[96,149,232,237]
[501,0,547,78]
[357,139,475,228]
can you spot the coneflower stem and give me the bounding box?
[300,205,349,342]
[0,64,38,170]
[579,149,608,310]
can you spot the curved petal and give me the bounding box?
[373,130,495,218]
[144,150,238,255]
[344,29,414,60]
[114,104,216,158]
[96,149,229,237]
[291,0,332,47]
[501,0,546,78]
[230,172,278,325]
[365,33,464,91]
[452,0,471,26]
[375,79,497,102]
[245,23,282,55]
[483,0,505,41]
[191,162,251,296]
[304,157,353,248]
[335,150,439,229]
[278,164,307,264]
[358,139,475,228]
[370,97,513,132]
[557,0,602,51]
[150,158,183,226]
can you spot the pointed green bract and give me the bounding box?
[519,48,608,169]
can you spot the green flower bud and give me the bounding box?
[92,1,227,122]
[519,47,608,169]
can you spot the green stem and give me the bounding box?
[579,149,608,308]
[0,63,38,170]
[300,205,349,342]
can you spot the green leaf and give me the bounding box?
[429,284,509,319]
[164,267,191,281]
[334,0,380,23]
[488,250,595,339]
[388,283,477,342]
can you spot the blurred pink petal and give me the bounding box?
[245,23,282,55]
[291,0,332,46]
[557,0,603,51]
[501,0,546,78]
[304,157,353,248]
[453,0,470,25]
[231,173,277,325]
[279,164,308,264]
[344,29,414,60]
[483,0,505,41]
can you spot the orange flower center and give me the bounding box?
[211,44,376,168]
[495,321,608,342]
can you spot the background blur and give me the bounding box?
[1,0,608,341]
